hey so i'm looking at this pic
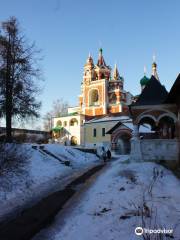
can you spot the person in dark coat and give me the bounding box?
[106,149,111,160]
[102,146,107,162]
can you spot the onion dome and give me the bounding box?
[140,66,150,87]
[97,48,106,66]
[152,62,157,68]
[140,75,150,86]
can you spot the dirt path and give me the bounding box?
[33,160,111,240]
[0,164,105,240]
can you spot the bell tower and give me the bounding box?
[78,49,132,116]
[80,49,111,116]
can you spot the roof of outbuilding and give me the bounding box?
[106,121,153,134]
[106,122,124,134]
[85,115,131,124]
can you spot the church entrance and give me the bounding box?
[111,129,132,155]
[114,134,131,154]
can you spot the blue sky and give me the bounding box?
[1,0,180,123]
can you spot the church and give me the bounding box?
[52,49,180,159]
[52,49,133,147]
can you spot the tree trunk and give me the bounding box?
[6,108,12,142]
[5,39,13,143]
[5,81,13,143]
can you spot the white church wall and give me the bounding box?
[53,115,85,145]
[131,139,179,161]
[141,139,179,161]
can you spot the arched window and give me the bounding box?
[139,116,156,131]
[138,116,158,138]
[70,118,78,126]
[71,136,78,145]
[158,116,175,139]
[109,93,117,104]
[56,120,62,126]
[101,73,105,79]
[90,89,99,106]
[64,121,67,127]
[92,72,97,81]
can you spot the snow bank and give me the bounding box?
[44,144,99,168]
[0,144,99,221]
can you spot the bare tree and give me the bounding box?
[43,111,52,131]
[43,98,69,131]
[0,17,42,142]
[51,98,69,117]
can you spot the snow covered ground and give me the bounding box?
[0,143,99,221]
[34,157,180,240]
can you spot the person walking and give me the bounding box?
[106,149,111,160]
[102,146,107,163]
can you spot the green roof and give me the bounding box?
[140,75,150,86]
[59,112,78,117]
[52,126,63,132]
[68,112,78,116]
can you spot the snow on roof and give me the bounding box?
[106,121,153,134]
[123,122,153,133]
[85,115,131,124]
[85,116,153,133]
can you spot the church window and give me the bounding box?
[64,121,67,127]
[109,93,117,104]
[101,73,105,79]
[70,118,78,126]
[90,89,99,106]
[92,72,97,81]
[102,128,105,136]
[56,120,62,126]
[93,128,97,137]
